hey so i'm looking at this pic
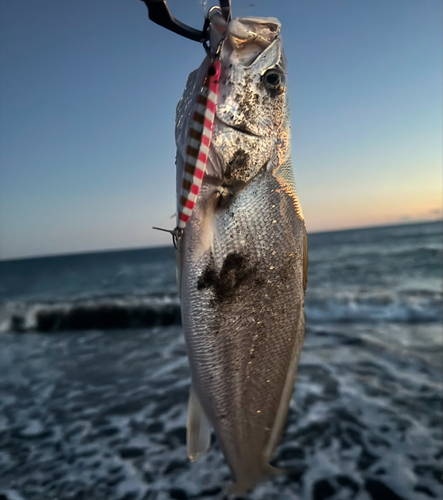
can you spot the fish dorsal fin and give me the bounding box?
[186,385,212,461]
[177,60,221,230]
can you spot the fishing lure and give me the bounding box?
[153,59,221,246]
[177,60,221,230]
[146,1,227,245]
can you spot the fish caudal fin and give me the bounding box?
[186,386,211,461]
[228,463,282,495]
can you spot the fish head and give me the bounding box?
[210,17,290,184]
[217,17,285,134]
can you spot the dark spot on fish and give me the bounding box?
[225,149,250,182]
[208,65,216,76]
[197,265,217,291]
[197,252,263,304]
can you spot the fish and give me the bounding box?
[174,10,308,494]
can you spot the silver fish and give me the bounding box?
[175,13,308,494]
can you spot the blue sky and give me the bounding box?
[0,0,441,259]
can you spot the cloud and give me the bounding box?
[428,208,443,217]
[395,207,442,224]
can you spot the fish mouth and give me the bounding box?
[218,118,263,138]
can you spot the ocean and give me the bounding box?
[0,221,441,500]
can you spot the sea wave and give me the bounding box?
[0,295,181,333]
[306,298,442,323]
[305,289,442,323]
[1,289,441,333]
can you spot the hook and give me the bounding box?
[219,0,232,22]
[152,226,183,250]
[140,0,231,42]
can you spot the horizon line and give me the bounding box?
[1,218,441,264]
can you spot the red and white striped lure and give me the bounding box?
[177,60,221,231]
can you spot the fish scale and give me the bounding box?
[176,15,307,494]
[181,171,305,487]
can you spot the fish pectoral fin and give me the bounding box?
[175,233,183,298]
[186,386,212,461]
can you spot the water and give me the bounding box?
[0,221,441,500]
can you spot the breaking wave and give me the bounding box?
[305,290,442,324]
[1,295,181,333]
[1,289,441,333]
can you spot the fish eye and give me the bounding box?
[263,69,285,95]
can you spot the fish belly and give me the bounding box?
[180,166,306,491]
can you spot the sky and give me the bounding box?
[0,0,441,260]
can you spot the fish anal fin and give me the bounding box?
[186,386,211,462]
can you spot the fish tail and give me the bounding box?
[228,463,283,495]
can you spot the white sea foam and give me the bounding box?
[0,222,441,499]
[1,287,441,333]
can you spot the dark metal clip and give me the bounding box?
[140,0,231,42]
[219,0,232,23]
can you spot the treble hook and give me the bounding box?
[152,226,183,250]
[140,0,231,42]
